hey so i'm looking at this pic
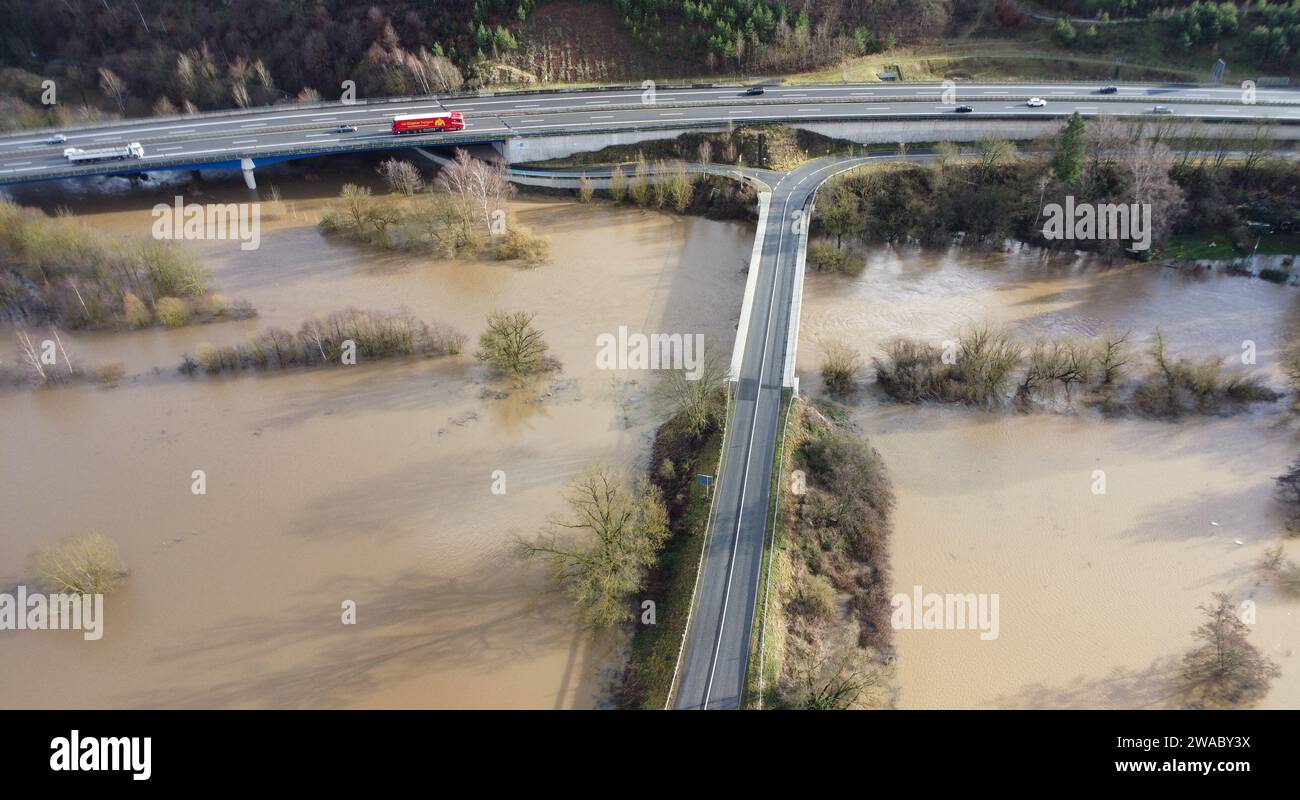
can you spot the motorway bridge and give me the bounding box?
[5,81,1298,710]
[2,81,1300,186]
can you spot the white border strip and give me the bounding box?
[730,191,772,382]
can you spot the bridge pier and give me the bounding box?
[239,158,256,189]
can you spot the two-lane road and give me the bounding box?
[673,157,874,709]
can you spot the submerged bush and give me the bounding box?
[155,296,191,329]
[808,242,859,274]
[181,309,465,375]
[821,341,861,395]
[874,327,1279,417]
[32,532,127,595]
[494,227,550,267]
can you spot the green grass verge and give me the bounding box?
[744,390,796,709]
[1166,229,1300,261]
[620,425,723,710]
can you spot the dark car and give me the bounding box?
[1099,85,1119,94]
[955,105,974,113]
[744,85,765,96]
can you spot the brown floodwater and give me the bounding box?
[0,165,751,708]
[797,244,1300,709]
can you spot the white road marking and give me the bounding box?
[231,139,258,144]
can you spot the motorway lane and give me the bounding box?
[673,157,872,709]
[3,81,1300,180]
[4,97,1299,179]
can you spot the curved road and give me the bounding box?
[672,156,875,709]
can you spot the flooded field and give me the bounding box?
[7,168,1298,710]
[797,245,1300,709]
[0,164,751,708]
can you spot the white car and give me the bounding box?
[46,133,67,144]
[1026,97,1046,108]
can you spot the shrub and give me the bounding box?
[183,310,465,375]
[800,572,839,622]
[137,241,209,298]
[92,362,126,385]
[155,296,191,328]
[195,292,232,317]
[122,292,152,328]
[495,227,550,267]
[32,532,127,595]
[809,242,857,274]
[821,341,861,395]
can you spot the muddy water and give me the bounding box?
[0,168,751,708]
[797,245,1300,709]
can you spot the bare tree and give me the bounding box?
[1122,139,1184,247]
[403,48,465,94]
[696,139,713,167]
[476,310,549,378]
[656,343,727,437]
[1181,593,1280,708]
[517,467,670,627]
[378,158,424,196]
[800,656,879,710]
[15,328,46,384]
[97,66,128,114]
[434,149,515,236]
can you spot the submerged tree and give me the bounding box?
[476,310,549,378]
[1180,593,1279,708]
[32,532,128,595]
[517,467,669,627]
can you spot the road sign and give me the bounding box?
[696,474,714,495]
[1211,59,1227,82]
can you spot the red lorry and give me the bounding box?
[391,111,465,134]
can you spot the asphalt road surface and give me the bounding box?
[3,81,1299,183]
[673,157,874,710]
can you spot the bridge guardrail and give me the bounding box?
[7,77,1293,140]
[8,108,1298,186]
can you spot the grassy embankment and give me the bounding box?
[748,397,896,710]
[618,406,726,709]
